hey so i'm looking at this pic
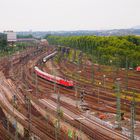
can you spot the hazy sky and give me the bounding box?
[0,0,140,31]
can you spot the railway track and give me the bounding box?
[0,46,59,139]
[1,45,138,139]
[57,59,140,117]
[21,49,130,140]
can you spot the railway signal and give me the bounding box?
[80,89,85,105]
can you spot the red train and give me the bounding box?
[34,66,74,87]
[136,66,140,72]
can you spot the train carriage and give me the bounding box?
[34,66,74,87]
[136,66,140,72]
[43,51,57,63]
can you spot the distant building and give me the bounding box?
[4,31,17,42]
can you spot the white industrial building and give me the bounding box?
[4,31,17,42]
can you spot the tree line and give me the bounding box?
[0,33,7,52]
[46,35,140,68]
[17,34,33,39]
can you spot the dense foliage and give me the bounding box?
[17,34,33,38]
[0,33,7,52]
[46,35,140,68]
[0,33,34,57]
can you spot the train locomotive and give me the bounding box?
[136,66,140,72]
[34,66,74,87]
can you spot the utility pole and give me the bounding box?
[75,62,82,108]
[115,54,119,76]
[98,82,101,104]
[130,92,135,140]
[80,89,84,105]
[28,98,31,139]
[91,59,94,84]
[26,89,32,140]
[81,87,86,104]
[75,86,78,108]
[125,57,128,91]
[11,57,14,78]
[32,67,35,83]
[10,48,18,140]
[115,79,121,129]
[13,95,18,140]
[7,115,10,133]
[56,88,61,140]
[74,64,78,108]
[35,72,38,96]
[123,57,128,115]
[52,58,60,140]
[15,120,18,140]
[45,110,50,130]
[20,59,23,81]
